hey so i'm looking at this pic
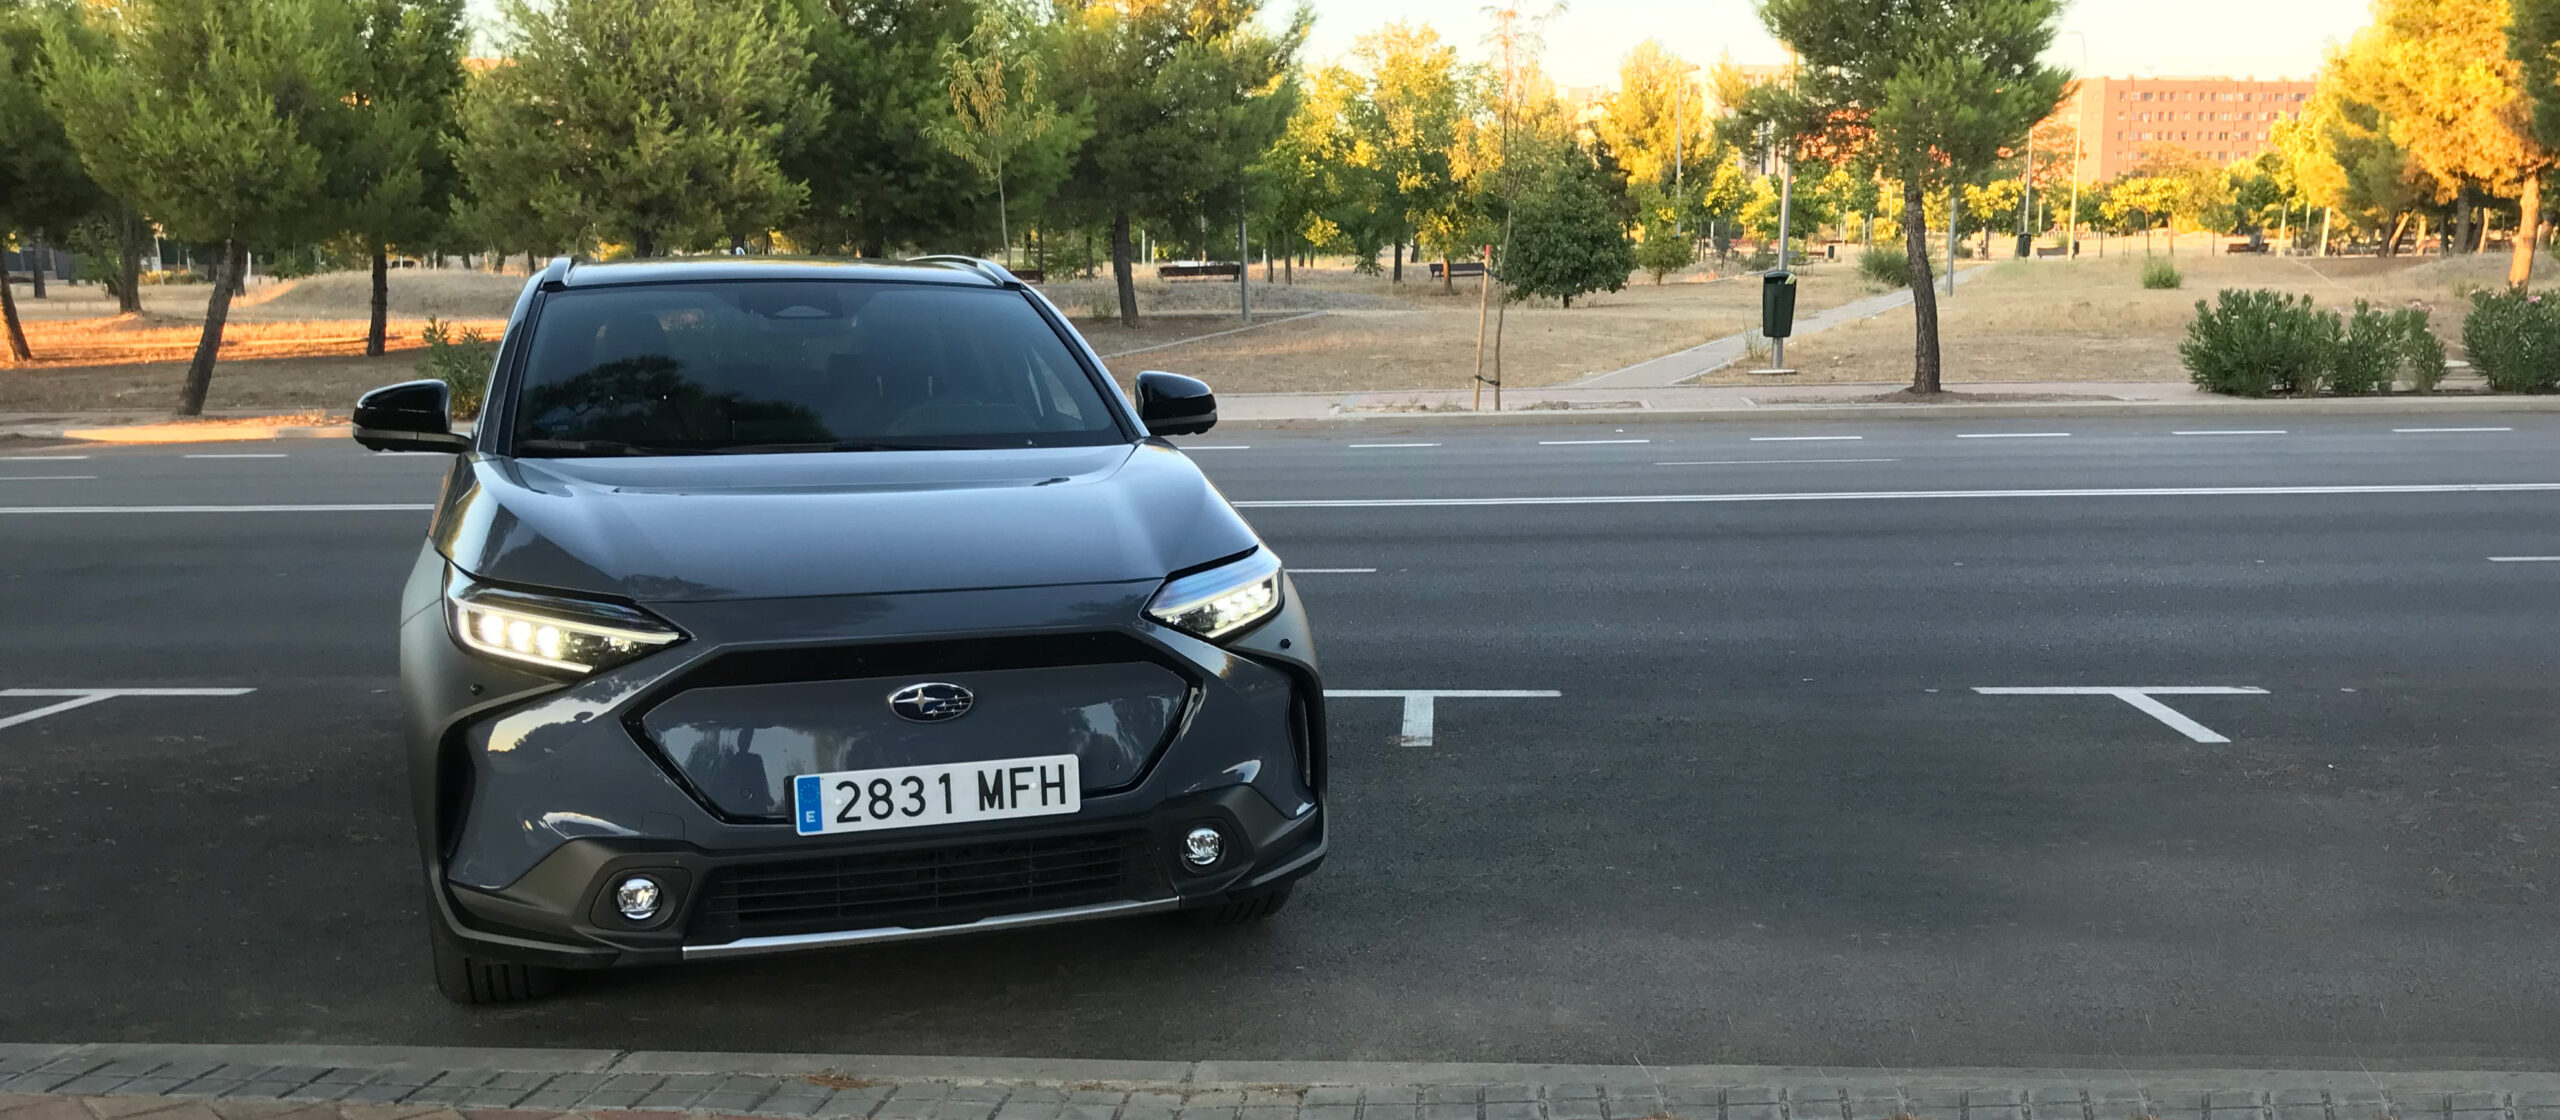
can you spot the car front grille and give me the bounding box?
[686,830,1162,944]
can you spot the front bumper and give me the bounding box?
[396,550,1324,969]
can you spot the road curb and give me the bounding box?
[1216,395,2560,430]
[5,1043,2557,1101]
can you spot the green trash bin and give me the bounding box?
[1761,270,1798,339]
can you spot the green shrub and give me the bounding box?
[1856,245,1912,289]
[2180,289,2334,397]
[1739,246,1778,271]
[2402,309,2450,392]
[415,317,497,419]
[2461,288,2560,393]
[2141,257,2184,290]
[2334,302,2445,395]
[1633,226,1697,284]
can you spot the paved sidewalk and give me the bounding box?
[6,1046,2560,1120]
[1578,267,1992,389]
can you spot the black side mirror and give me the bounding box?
[353,379,470,453]
[1135,370,1216,437]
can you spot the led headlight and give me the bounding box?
[1145,549,1283,640]
[445,570,683,675]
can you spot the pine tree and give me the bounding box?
[0,0,110,360]
[1739,0,2069,393]
[340,0,467,355]
[44,0,359,414]
[784,0,985,257]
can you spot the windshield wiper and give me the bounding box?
[512,438,710,458]
[703,440,969,454]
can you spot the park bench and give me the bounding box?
[1011,267,1045,283]
[1158,262,1241,281]
[1427,260,1488,279]
[2225,242,2269,254]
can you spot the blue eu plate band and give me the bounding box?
[795,774,824,835]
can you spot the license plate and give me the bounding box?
[793,755,1081,836]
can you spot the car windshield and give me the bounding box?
[507,280,1124,454]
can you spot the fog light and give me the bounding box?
[1182,826,1224,868]
[614,875,662,922]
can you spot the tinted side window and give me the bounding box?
[509,281,1123,453]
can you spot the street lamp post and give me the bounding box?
[2065,30,2088,260]
[1674,62,1700,237]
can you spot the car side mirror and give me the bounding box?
[352,379,470,453]
[1135,370,1217,437]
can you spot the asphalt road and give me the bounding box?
[3,415,2558,1069]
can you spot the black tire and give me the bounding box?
[1183,884,1293,926]
[428,911,560,1005]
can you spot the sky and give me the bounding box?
[1291,0,2372,87]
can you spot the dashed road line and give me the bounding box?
[1749,435,1864,442]
[2488,556,2560,562]
[1234,482,2560,509]
[1176,445,1252,451]
[0,476,96,481]
[0,455,89,461]
[183,453,291,459]
[1322,689,1562,746]
[0,504,435,515]
[2173,429,2288,436]
[1347,443,1442,448]
[1290,568,1379,573]
[2395,427,2512,433]
[1957,432,2070,439]
[1537,439,1650,445]
[1656,458,1899,466]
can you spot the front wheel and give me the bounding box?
[1183,884,1293,927]
[427,906,561,1005]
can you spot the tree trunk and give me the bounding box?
[366,244,390,357]
[115,210,143,314]
[177,241,247,417]
[27,233,46,299]
[1110,210,1139,327]
[2454,188,2474,254]
[0,269,29,362]
[2385,211,2411,258]
[1901,182,1943,395]
[634,229,655,258]
[1392,239,1404,284]
[1284,230,1294,284]
[2510,173,2543,292]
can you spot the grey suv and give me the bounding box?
[354,256,1323,1004]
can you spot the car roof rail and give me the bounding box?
[906,255,1023,287]
[538,255,576,290]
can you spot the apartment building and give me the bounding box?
[2052,75,2317,181]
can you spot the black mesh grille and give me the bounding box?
[687,831,1161,943]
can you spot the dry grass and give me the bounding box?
[1757,250,2546,386]
[1098,258,1869,394]
[11,313,508,367]
[0,352,420,412]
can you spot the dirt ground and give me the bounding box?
[1,255,1882,411]
[1759,250,2550,386]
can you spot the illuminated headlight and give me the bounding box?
[1145,550,1283,640]
[445,570,683,675]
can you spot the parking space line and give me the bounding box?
[1177,445,1251,451]
[1347,443,1441,448]
[0,455,89,461]
[0,504,435,515]
[1957,432,2070,439]
[183,453,290,459]
[1656,458,1899,466]
[1290,568,1378,573]
[1973,685,2268,744]
[1537,439,1650,445]
[0,687,258,732]
[1323,689,1561,746]
[1750,435,1863,442]
[0,476,96,481]
[2173,429,2288,436]
[2488,556,2560,562]
[2395,427,2512,433]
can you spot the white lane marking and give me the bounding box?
[1323,689,1561,747]
[1347,442,1442,448]
[0,455,89,461]
[1957,432,2071,439]
[2489,556,2560,562]
[0,687,258,732]
[1657,458,1900,466]
[183,452,289,459]
[1538,438,1650,445]
[1750,435,1864,442]
[1232,482,2560,509]
[0,476,96,481]
[1177,445,1251,451]
[2395,427,2512,433]
[1973,686,2268,744]
[0,504,434,515]
[1290,568,1378,573]
[2173,429,2288,436]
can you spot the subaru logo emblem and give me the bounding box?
[889,682,974,723]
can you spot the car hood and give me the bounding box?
[429,443,1262,602]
